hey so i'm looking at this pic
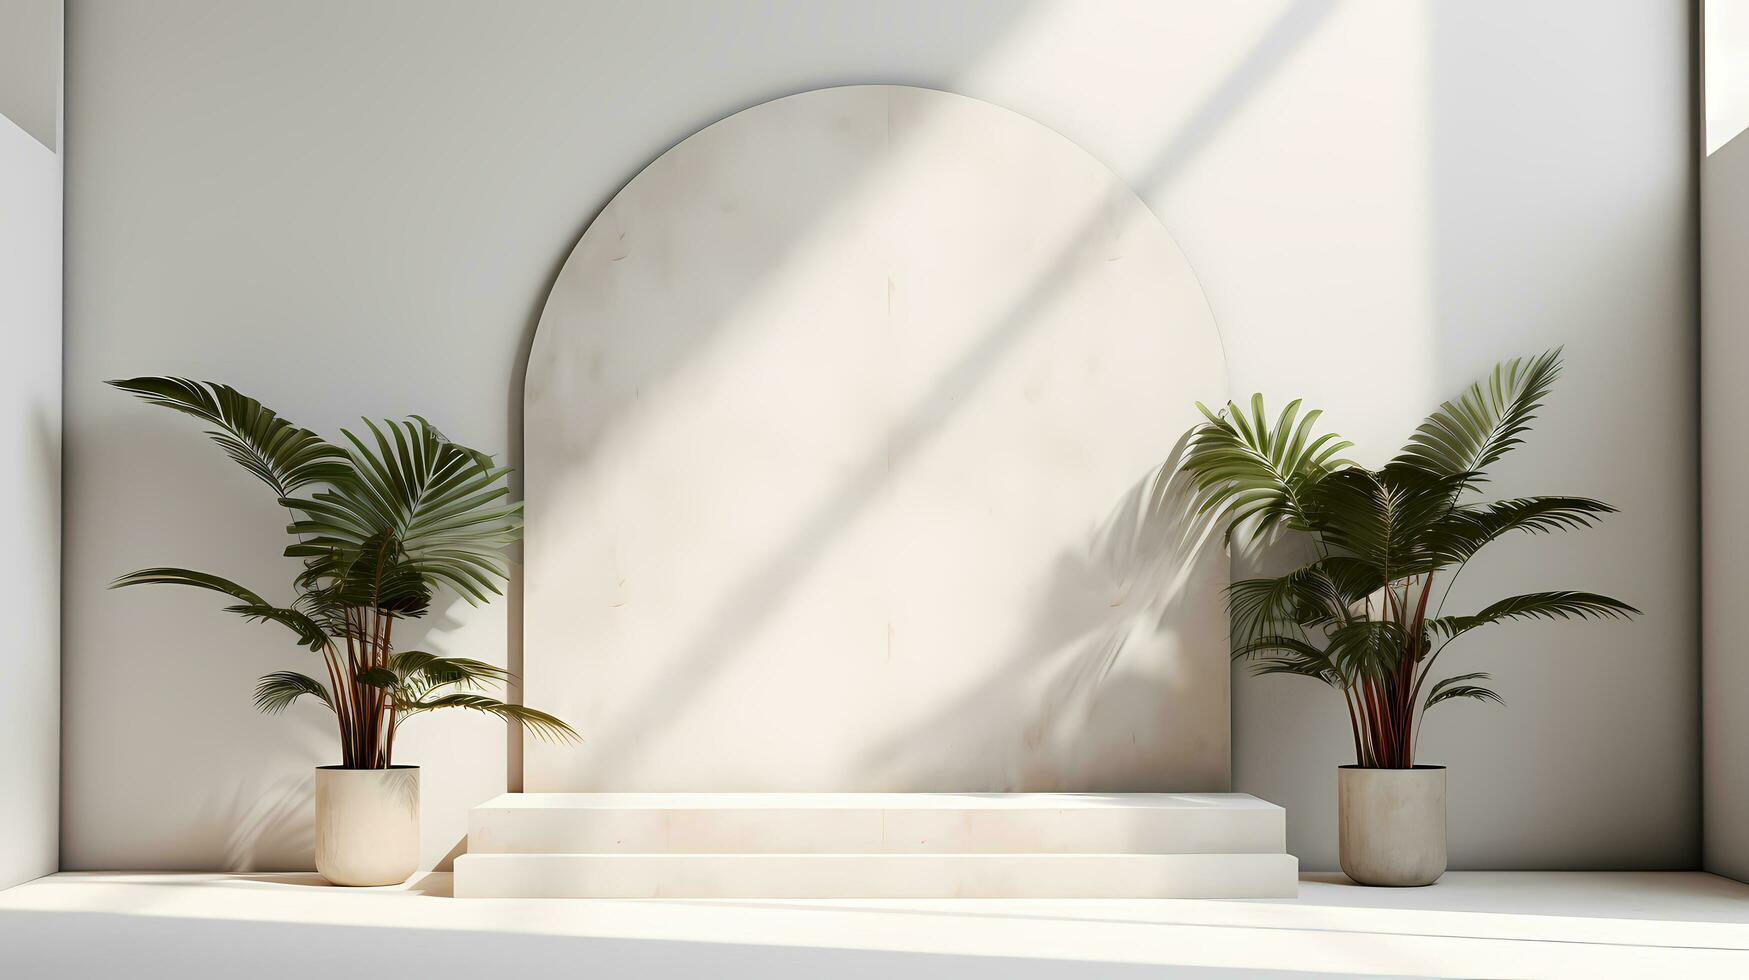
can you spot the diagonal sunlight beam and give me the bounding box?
[562,0,1338,784]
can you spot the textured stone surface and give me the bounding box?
[523,85,1228,792]
[465,792,1285,855]
[452,852,1299,899]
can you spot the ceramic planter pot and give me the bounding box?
[314,765,420,886]
[1337,765,1446,886]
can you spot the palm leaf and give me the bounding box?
[1228,565,1348,645]
[1183,395,1354,542]
[1424,671,1504,710]
[1252,656,1343,683]
[1428,591,1640,641]
[111,567,329,650]
[296,531,433,617]
[390,651,510,696]
[112,566,268,605]
[354,667,399,690]
[1234,633,1345,685]
[1395,349,1562,486]
[1428,496,1617,564]
[399,693,579,742]
[254,671,334,713]
[283,417,522,604]
[1304,464,1472,580]
[1324,618,1410,681]
[109,377,351,496]
[222,602,330,651]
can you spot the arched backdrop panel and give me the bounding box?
[523,86,1230,791]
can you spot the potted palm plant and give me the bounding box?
[110,378,577,886]
[1181,350,1637,886]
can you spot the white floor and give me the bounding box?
[3,871,1748,978]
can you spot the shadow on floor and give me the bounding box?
[0,907,1314,979]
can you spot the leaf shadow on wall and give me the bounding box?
[221,771,313,872]
[854,436,1226,791]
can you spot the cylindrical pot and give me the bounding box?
[314,765,420,886]
[1338,765,1446,887]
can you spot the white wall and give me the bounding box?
[1232,2,1696,870]
[1695,0,1749,892]
[63,0,1695,871]
[1708,0,1749,155]
[0,2,62,890]
[1703,98,1749,881]
[0,0,62,152]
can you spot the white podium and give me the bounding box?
[454,793,1297,899]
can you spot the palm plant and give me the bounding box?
[1182,350,1637,768]
[110,378,577,769]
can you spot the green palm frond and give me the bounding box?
[354,667,399,690]
[1228,565,1345,644]
[1183,395,1354,542]
[222,602,330,651]
[1253,656,1343,682]
[111,567,329,650]
[1424,672,1503,710]
[1395,349,1563,485]
[289,583,360,639]
[1317,554,1393,605]
[293,531,433,618]
[390,651,511,696]
[1429,496,1616,564]
[1304,464,1472,579]
[1427,591,1639,641]
[283,417,522,604]
[109,378,351,496]
[1234,634,1344,683]
[1324,618,1410,681]
[254,671,334,714]
[112,566,268,604]
[399,693,579,743]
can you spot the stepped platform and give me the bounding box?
[453,793,1297,899]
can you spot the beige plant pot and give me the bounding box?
[1338,765,1447,887]
[314,765,420,886]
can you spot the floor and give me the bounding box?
[2,871,1747,978]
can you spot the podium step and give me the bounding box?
[466,792,1285,855]
[452,851,1299,899]
[455,792,1297,899]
